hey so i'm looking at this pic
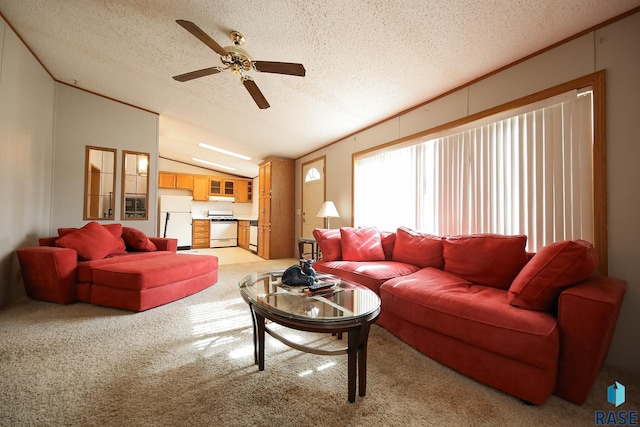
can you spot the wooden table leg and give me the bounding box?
[256,312,266,371]
[358,322,372,397]
[347,327,359,403]
[249,305,258,365]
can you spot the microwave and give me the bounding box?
[124,196,146,217]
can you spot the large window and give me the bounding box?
[355,88,596,255]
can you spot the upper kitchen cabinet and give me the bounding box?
[258,158,294,259]
[158,172,193,190]
[209,177,235,196]
[235,179,253,203]
[192,175,209,201]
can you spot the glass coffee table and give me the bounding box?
[238,270,381,402]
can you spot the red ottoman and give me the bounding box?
[91,254,218,311]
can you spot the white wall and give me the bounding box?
[0,20,55,306]
[295,12,640,373]
[0,16,160,307]
[52,84,159,237]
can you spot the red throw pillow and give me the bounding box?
[55,221,127,260]
[340,227,385,262]
[508,240,598,311]
[313,228,342,261]
[443,234,528,289]
[391,226,443,268]
[59,223,126,254]
[122,227,157,252]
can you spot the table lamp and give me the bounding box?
[317,201,340,229]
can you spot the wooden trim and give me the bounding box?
[121,150,151,221]
[301,155,327,234]
[56,81,158,116]
[593,71,608,274]
[352,70,608,272]
[0,11,54,79]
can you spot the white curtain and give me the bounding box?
[355,90,593,252]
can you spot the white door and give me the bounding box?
[302,158,325,238]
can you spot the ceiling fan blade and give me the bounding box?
[176,19,229,57]
[173,67,223,82]
[242,77,270,109]
[253,61,306,77]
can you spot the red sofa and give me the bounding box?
[16,222,218,312]
[313,226,627,405]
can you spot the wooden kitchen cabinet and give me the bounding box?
[235,179,253,203]
[158,172,177,189]
[192,175,209,201]
[176,174,193,189]
[209,177,235,196]
[238,220,250,250]
[257,158,294,259]
[192,219,210,249]
[159,172,193,190]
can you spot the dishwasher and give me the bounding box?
[208,210,238,248]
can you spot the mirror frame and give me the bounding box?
[121,150,150,220]
[83,145,117,220]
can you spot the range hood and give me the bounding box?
[208,195,235,202]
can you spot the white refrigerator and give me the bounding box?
[160,195,193,249]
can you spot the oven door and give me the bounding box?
[210,221,238,248]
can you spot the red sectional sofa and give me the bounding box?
[313,226,627,405]
[16,222,218,312]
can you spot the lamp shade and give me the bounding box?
[317,201,340,218]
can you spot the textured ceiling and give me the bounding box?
[1,0,639,178]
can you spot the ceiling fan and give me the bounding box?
[173,19,306,109]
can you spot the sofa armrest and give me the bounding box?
[16,246,79,304]
[149,237,177,252]
[555,275,627,404]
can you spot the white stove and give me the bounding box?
[207,210,238,247]
[207,210,237,221]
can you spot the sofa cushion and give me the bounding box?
[313,228,342,261]
[77,251,173,283]
[314,260,420,294]
[55,221,127,261]
[122,227,157,252]
[443,234,528,289]
[508,240,598,311]
[340,227,385,261]
[92,253,218,291]
[392,226,443,268]
[380,267,559,369]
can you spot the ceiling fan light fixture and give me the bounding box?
[198,143,252,160]
[174,20,305,109]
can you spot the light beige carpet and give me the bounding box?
[1,258,638,427]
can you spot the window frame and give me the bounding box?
[352,71,607,274]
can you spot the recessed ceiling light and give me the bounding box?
[198,143,252,160]
[192,158,235,171]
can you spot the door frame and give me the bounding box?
[301,155,326,238]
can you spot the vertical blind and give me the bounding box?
[354,90,594,252]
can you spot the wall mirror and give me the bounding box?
[84,146,116,220]
[121,150,150,220]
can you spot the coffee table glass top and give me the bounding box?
[238,270,380,323]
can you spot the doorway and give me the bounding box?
[301,157,325,238]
